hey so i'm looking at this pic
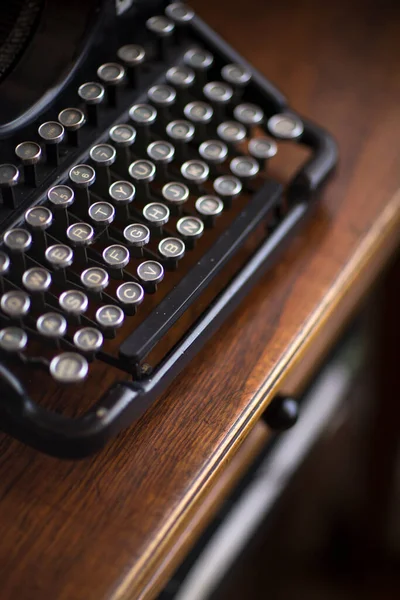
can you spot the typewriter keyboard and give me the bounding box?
[0,3,337,455]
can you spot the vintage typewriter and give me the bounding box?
[0,0,337,457]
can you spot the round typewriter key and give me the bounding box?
[143,202,170,232]
[66,222,94,261]
[59,290,88,321]
[147,141,175,178]
[0,327,28,353]
[0,164,19,187]
[148,84,176,108]
[116,282,144,315]
[146,15,175,37]
[166,65,195,108]
[58,108,86,146]
[58,108,85,130]
[203,81,233,120]
[147,141,175,164]
[15,141,41,165]
[37,312,67,344]
[69,164,96,187]
[184,47,214,73]
[129,159,156,201]
[166,119,195,141]
[181,160,209,189]
[81,267,109,295]
[37,120,64,142]
[146,16,175,61]
[129,103,157,151]
[78,82,104,103]
[25,206,53,230]
[221,63,252,89]
[102,244,130,278]
[95,304,125,337]
[128,158,156,181]
[162,181,189,214]
[117,44,146,87]
[166,65,195,88]
[45,244,74,281]
[88,202,115,233]
[195,195,224,226]
[166,119,195,161]
[248,137,277,170]
[0,164,20,209]
[50,352,89,384]
[129,103,157,126]
[22,267,51,293]
[109,181,136,218]
[0,290,30,321]
[146,15,175,36]
[109,124,136,147]
[109,124,137,173]
[66,222,94,247]
[158,237,185,269]
[184,101,213,138]
[176,216,204,246]
[199,140,228,166]
[38,121,65,166]
[165,2,195,23]
[148,84,176,124]
[117,44,146,67]
[45,244,73,269]
[24,206,53,248]
[97,62,125,85]
[47,185,74,234]
[233,103,264,132]
[73,327,103,358]
[217,121,247,147]
[213,175,242,207]
[78,82,105,126]
[47,184,74,209]
[97,62,126,108]
[137,260,164,293]
[90,143,116,194]
[184,101,213,124]
[230,156,260,180]
[165,2,194,42]
[3,228,32,273]
[184,47,214,91]
[69,164,96,215]
[3,228,32,253]
[123,223,150,256]
[22,266,51,309]
[109,180,136,205]
[15,141,42,187]
[267,112,304,140]
[0,251,10,291]
[90,143,116,167]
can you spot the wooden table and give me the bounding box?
[0,1,399,598]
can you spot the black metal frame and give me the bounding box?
[0,8,338,458]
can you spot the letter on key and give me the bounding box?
[137,260,164,293]
[50,352,89,383]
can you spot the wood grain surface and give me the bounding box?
[0,0,399,599]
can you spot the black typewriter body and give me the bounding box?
[0,0,338,457]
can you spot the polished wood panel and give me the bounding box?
[0,1,399,599]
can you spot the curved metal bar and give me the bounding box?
[288,118,339,204]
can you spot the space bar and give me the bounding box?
[119,180,282,364]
